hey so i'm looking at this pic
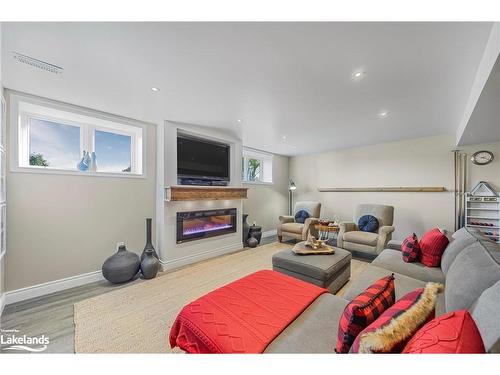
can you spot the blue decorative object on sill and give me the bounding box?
[77,151,91,171]
[89,151,97,173]
[358,215,379,233]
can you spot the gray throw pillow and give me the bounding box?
[470,279,500,353]
[451,227,474,240]
[445,242,500,312]
[441,236,477,275]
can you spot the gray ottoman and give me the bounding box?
[272,246,352,293]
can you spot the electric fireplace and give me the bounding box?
[176,208,237,243]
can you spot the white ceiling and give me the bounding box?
[1,22,494,155]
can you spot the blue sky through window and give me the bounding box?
[95,130,131,172]
[30,118,80,169]
[29,118,132,172]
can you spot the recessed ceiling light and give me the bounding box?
[352,70,366,80]
[151,87,160,92]
[378,110,389,118]
[282,136,287,141]
[237,119,242,123]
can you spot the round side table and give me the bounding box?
[314,224,339,246]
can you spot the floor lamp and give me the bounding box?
[288,180,296,215]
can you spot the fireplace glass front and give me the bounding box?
[176,208,237,243]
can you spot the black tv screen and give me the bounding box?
[177,136,230,181]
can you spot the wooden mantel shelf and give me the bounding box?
[165,185,249,201]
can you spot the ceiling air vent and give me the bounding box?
[12,52,63,74]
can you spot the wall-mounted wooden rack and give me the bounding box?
[317,186,447,193]
[165,186,248,201]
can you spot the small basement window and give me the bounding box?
[242,147,273,184]
[14,97,144,177]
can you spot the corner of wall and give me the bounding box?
[456,22,500,145]
[0,21,5,315]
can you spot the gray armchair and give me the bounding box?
[278,201,321,242]
[337,204,395,255]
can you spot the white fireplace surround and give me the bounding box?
[157,121,245,271]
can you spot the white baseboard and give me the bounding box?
[3,232,278,306]
[262,229,277,238]
[160,242,243,272]
[5,270,104,305]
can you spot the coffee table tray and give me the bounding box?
[292,241,335,255]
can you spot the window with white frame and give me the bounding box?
[14,99,144,176]
[242,147,273,184]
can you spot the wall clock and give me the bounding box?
[471,150,494,165]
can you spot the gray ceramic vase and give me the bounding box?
[141,249,160,279]
[247,237,258,248]
[248,225,262,244]
[242,213,250,244]
[102,243,140,284]
[141,218,159,261]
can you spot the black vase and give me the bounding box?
[242,214,250,244]
[102,243,141,284]
[141,249,160,279]
[141,218,158,261]
[248,225,262,244]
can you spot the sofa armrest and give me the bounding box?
[387,239,403,251]
[337,222,357,248]
[378,225,395,235]
[339,222,357,232]
[376,226,395,254]
[279,215,295,224]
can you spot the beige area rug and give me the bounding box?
[74,242,368,353]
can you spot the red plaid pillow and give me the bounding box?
[336,274,395,353]
[420,228,449,267]
[351,287,434,353]
[402,233,421,263]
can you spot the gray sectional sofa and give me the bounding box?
[265,227,500,353]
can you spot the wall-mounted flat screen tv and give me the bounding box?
[177,135,230,182]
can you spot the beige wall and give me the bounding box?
[5,95,157,292]
[462,141,500,192]
[243,154,289,233]
[290,135,500,240]
[290,135,457,240]
[0,22,4,308]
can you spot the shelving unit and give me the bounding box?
[465,182,499,243]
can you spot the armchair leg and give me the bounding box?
[278,235,283,243]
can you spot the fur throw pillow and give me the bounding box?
[353,282,444,353]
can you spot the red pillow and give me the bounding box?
[402,310,485,353]
[401,233,421,263]
[336,275,395,353]
[419,228,449,267]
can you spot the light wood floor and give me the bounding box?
[1,237,369,353]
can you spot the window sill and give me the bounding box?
[10,166,146,179]
[242,181,274,186]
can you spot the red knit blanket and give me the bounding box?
[169,270,327,353]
